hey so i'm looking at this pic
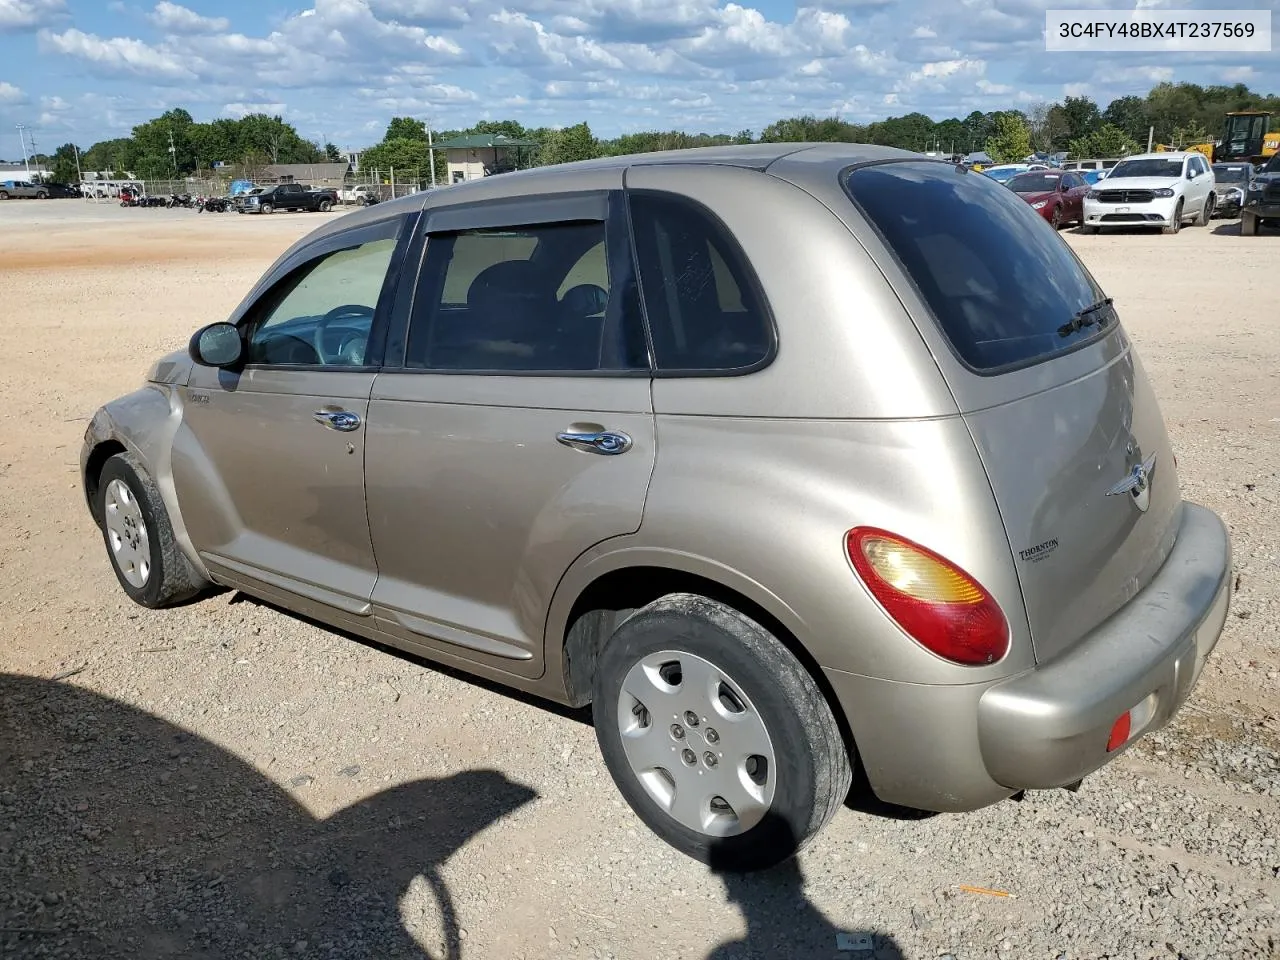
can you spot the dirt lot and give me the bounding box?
[1,199,1279,960]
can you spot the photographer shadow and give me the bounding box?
[705,812,904,960]
[0,672,536,959]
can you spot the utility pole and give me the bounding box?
[28,129,39,178]
[73,144,83,183]
[16,123,30,176]
[426,118,436,187]
[168,128,177,176]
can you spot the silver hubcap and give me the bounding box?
[617,651,776,838]
[104,478,150,588]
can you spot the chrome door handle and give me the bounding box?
[313,409,362,432]
[556,429,632,455]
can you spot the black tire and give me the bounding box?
[592,593,852,872]
[1241,211,1259,236]
[35,191,47,200]
[0,191,8,200]
[318,199,332,212]
[1163,200,1183,234]
[260,203,273,215]
[1050,205,1062,230]
[356,196,367,206]
[1195,194,1213,226]
[95,452,205,609]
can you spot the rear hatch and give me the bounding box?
[842,160,1182,664]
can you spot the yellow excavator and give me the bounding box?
[1156,110,1277,165]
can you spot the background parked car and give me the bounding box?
[982,163,1048,183]
[1005,169,1090,229]
[0,179,50,199]
[1082,151,1216,235]
[1211,163,1254,218]
[1241,150,1280,235]
[1080,169,1109,186]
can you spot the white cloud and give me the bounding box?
[149,2,230,33]
[0,80,25,102]
[911,25,936,38]
[37,28,195,81]
[0,0,65,32]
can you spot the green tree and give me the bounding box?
[1102,95,1150,144]
[359,138,431,180]
[384,117,427,142]
[324,142,342,162]
[540,122,600,166]
[1058,96,1101,143]
[984,112,1032,163]
[49,143,81,184]
[1068,123,1139,159]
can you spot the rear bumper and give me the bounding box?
[1243,201,1280,219]
[826,501,1231,811]
[978,501,1230,790]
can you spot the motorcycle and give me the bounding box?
[167,193,194,209]
[197,196,230,213]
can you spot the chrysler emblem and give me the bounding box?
[1107,452,1157,513]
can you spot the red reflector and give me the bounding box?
[1106,712,1132,752]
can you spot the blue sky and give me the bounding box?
[0,0,1276,157]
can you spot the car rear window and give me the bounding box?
[844,161,1109,372]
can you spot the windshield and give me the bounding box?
[1108,158,1184,179]
[844,161,1108,371]
[1007,172,1063,193]
[1213,165,1250,183]
[984,167,1022,182]
[1264,153,1280,174]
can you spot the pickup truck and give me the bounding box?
[234,182,338,214]
[339,183,382,206]
[0,180,50,199]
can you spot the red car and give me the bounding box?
[1005,170,1089,229]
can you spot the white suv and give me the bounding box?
[1082,151,1216,235]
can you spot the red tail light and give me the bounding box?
[1106,712,1131,752]
[846,527,1009,666]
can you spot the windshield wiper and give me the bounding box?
[1058,297,1114,337]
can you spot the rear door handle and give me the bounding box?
[556,429,632,455]
[313,409,362,432]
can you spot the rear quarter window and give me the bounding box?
[843,161,1109,372]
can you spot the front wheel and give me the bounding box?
[592,594,852,872]
[356,196,367,206]
[1049,205,1063,230]
[36,191,47,200]
[1163,200,1183,234]
[260,203,273,214]
[1242,211,1260,236]
[95,453,205,609]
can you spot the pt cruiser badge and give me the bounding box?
[1107,452,1158,513]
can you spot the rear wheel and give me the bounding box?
[1195,194,1213,226]
[592,594,852,872]
[356,195,367,206]
[1163,199,1183,234]
[318,198,332,212]
[95,453,205,609]
[0,191,8,200]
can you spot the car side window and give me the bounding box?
[628,192,773,373]
[406,219,648,373]
[242,236,398,367]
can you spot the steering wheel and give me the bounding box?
[314,304,375,365]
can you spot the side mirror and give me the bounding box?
[189,322,244,368]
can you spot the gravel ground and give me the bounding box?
[1,200,1278,960]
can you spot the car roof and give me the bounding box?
[299,142,924,245]
[1120,152,1193,161]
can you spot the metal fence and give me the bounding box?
[80,171,453,204]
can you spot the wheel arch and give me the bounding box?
[83,438,128,523]
[548,550,857,769]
